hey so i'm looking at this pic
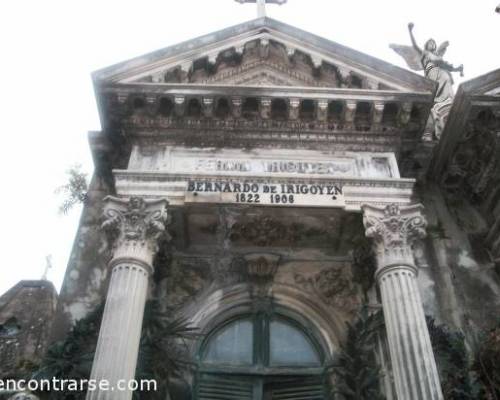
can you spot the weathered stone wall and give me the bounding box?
[50,170,500,355]
[49,174,114,343]
[418,183,500,344]
[0,281,57,378]
[145,204,371,364]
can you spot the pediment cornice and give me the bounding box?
[93,18,435,94]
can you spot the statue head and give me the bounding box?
[425,39,437,52]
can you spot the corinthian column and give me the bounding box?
[86,196,168,400]
[362,204,443,400]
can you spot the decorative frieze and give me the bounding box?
[344,101,357,123]
[317,99,329,122]
[174,96,186,117]
[311,55,323,69]
[235,45,245,56]
[337,66,352,88]
[289,98,300,120]
[202,97,214,118]
[373,102,385,125]
[231,97,243,118]
[260,98,272,119]
[103,89,429,157]
[286,46,296,57]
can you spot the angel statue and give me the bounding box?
[391,23,463,104]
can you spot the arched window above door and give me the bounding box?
[269,318,321,366]
[201,315,322,368]
[203,318,254,365]
[196,313,326,400]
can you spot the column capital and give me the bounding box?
[362,203,427,274]
[101,196,169,273]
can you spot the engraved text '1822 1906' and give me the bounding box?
[185,180,345,207]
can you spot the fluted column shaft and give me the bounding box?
[86,196,168,400]
[363,204,443,400]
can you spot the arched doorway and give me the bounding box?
[195,311,328,400]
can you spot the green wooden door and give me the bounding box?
[196,374,255,400]
[264,376,325,400]
[196,374,325,400]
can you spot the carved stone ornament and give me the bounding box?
[294,266,359,312]
[245,253,280,282]
[101,196,169,272]
[229,216,288,246]
[362,203,427,273]
[244,253,281,298]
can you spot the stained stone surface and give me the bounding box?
[12,14,497,400]
[49,20,500,350]
[0,281,57,379]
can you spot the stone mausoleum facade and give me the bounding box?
[5,9,500,400]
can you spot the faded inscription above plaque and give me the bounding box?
[128,146,399,179]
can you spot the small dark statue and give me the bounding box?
[391,23,463,103]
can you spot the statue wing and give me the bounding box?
[437,41,449,57]
[389,44,423,71]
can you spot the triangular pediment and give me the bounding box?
[485,86,500,96]
[461,68,500,97]
[93,18,434,93]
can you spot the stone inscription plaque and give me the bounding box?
[185,180,345,207]
[129,146,400,179]
[191,159,354,176]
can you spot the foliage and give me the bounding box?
[351,236,377,293]
[328,307,385,400]
[32,304,104,399]
[473,320,500,399]
[55,164,89,214]
[33,300,198,400]
[13,358,40,380]
[426,317,479,400]
[134,300,200,400]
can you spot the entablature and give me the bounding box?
[97,83,432,156]
[113,169,416,212]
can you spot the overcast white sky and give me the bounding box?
[1,0,499,296]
